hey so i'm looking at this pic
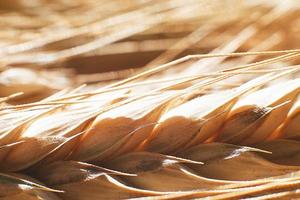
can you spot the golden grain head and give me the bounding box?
[0,0,300,199]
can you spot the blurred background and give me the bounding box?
[0,0,299,103]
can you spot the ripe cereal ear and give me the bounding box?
[0,1,300,199]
